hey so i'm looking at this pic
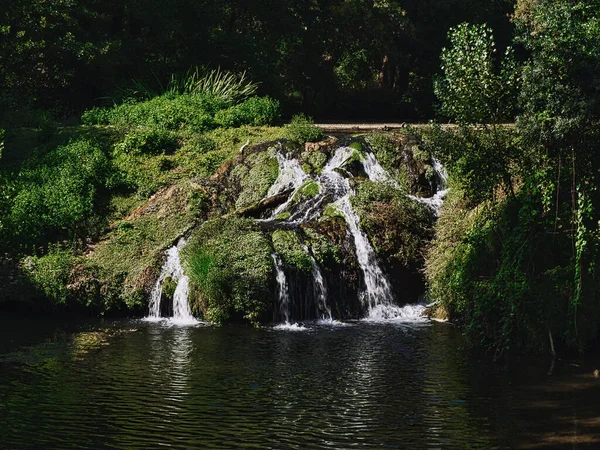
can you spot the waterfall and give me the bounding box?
[266,146,309,219]
[408,157,448,215]
[271,253,291,324]
[262,144,445,324]
[303,245,332,321]
[146,238,198,325]
[335,196,395,313]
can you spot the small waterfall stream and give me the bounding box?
[146,238,198,325]
[271,253,291,323]
[408,158,448,215]
[304,245,332,321]
[145,139,445,327]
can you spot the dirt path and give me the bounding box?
[314,123,512,132]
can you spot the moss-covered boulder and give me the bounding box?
[183,217,273,325]
[271,230,312,272]
[352,180,435,301]
[365,131,436,196]
[230,145,279,210]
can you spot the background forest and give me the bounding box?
[0,0,513,123]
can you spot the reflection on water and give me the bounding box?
[0,317,599,449]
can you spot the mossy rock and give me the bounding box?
[349,141,364,152]
[271,229,312,272]
[303,228,341,268]
[301,150,328,175]
[231,146,279,210]
[351,180,435,268]
[182,217,273,325]
[321,204,346,222]
[291,180,320,205]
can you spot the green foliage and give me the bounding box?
[165,68,259,107]
[23,245,75,306]
[352,181,435,267]
[271,230,312,272]
[423,125,520,204]
[304,228,341,267]
[3,139,111,249]
[349,141,363,152]
[114,128,179,156]
[434,23,518,124]
[286,114,324,144]
[81,93,224,132]
[214,96,280,128]
[427,0,600,353]
[183,218,273,325]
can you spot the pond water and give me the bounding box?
[1,316,599,449]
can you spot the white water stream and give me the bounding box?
[271,253,291,324]
[146,238,198,325]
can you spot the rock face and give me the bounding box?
[179,132,444,324]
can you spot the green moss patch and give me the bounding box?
[271,230,312,272]
[231,146,279,210]
[183,217,273,325]
[351,181,435,268]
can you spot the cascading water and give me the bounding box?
[266,146,309,219]
[408,157,448,215]
[146,238,198,325]
[271,253,290,323]
[335,196,395,312]
[303,245,332,321]
[262,143,446,324]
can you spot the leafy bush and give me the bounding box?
[4,139,111,248]
[423,124,520,204]
[23,245,75,306]
[214,96,280,128]
[114,128,179,155]
[82,93,224,132]
[286,114,324,144]
[304,228,341,267]
[183,218,274,325]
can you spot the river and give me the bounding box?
[0,316,599,449]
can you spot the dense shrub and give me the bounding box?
[214,96,280,128]
[114,128,179,155]
[183,218,274,325]
[3,139,111,249]
[271,230,312,272]
[81,93,224,131]
[83,92,279,132]
[286,114,324,144]
[23,245,75,306]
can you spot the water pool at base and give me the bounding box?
[1,317,599,449]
